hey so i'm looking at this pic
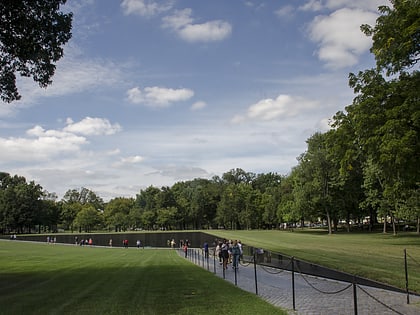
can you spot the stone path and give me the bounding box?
[183,250,420,315]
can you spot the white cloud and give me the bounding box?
[191,101,206,111]
[307,8,378,68]
[0,128,87,162]
[126,86,194,107]
[299,0,388,12]
[63,117,122,136]
[121,155,144,164]
[121,0,173,17]
[275,5,295,18]
[0,46,124,116]
[0,117,120,162]
[162,9,232,42]
[232,94,319,123]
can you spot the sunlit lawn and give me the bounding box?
[213,229,420,294]
[0,241,287,315]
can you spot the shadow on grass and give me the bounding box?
[0,262,287,315]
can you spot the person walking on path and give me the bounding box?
[231,240,241,269]
[183,243,188,258]
[203,242,209,259]
[221,240,230,270]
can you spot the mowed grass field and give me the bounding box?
[0,241,287,315]
[213,230,420,294]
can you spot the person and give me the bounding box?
[109,239,113,247]
[215,242,221,264]
[183,243,188,258]
[203,242,209,259]
[221,240,230,270]
[231,240,241,269]
[136,240,141,248]
[123,239,128,248]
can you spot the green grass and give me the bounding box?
[212,229,420,294]
[0,241,287,315]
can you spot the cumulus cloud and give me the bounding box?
[191,101,206,111]
[0,117,120,162]
[126,86,194,107]
[64,117,122,136]
[232,94,319,123]
[0,128,87,162]
[121,0,173,17]
[121,155,144,164]
[162,9,232,42]
[307,8,378,68]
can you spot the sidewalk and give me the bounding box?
[182,249,420,315]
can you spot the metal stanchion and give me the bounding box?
[404,249,410,304]
[353,277,358,315]
[253,253,258,295]
[292,256,295,311]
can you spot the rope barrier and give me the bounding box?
[295,263,353,295]
[259,264,288,274]
[239,258,253,267]
[258,260,292,275]
[357,285,406,315]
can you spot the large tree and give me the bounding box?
[361,0,419,75]
[0,0,72,102]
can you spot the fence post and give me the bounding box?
[213,251,216,274]
[291,256,295,311]
[404,248,410,304]
[253,252,258,295]
[353,277,358,315]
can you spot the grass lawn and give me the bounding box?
[212,229,420,294]
[0,241,287,315]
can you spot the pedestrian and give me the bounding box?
[183,243,188,258]
[231,240,241,269]
[136,240,141,248]
[109,239,113,247]
[221,240,230,270]
[215,242,222,264]
[203,242,209,259]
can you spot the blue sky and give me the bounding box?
[0,0,388,200]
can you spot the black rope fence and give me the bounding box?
[179,246,419,315]
[357,284,405,315]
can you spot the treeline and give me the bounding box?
[0,1,419,235]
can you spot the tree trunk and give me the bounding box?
[383,219,387,233]
[417,217,419,234]
[326,209,332,234]
[392,216,397,235]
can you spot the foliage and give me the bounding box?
[0,0,73,102]
[360,0,420,75]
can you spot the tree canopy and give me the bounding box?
[0,0,72,102]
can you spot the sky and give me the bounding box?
[0,0,389,201]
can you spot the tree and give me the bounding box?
[361,0,420,75]
[73,204,102,233]
[0,173,43,233]
[0,0,73,102]
[104,197,135,232]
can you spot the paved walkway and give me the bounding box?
[182,249,420,315]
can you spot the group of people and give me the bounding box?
[215,239,243,270]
